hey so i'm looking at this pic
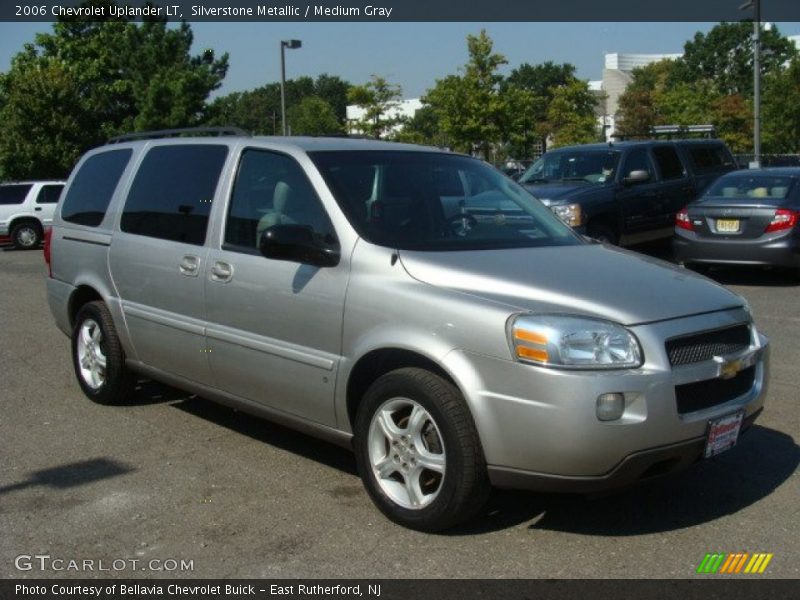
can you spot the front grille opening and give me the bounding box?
[675,366,756,414]
[666,324,751,367]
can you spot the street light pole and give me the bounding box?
[740,0,761,168]
[280,39,302,137]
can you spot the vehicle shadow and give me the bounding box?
[121,380,797,536]
[0,457,133,496]
[169,395,358,477]
[446,426,798,536]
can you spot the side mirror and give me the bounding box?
[623,170,650,185]
[259,224,340,267]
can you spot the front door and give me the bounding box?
[204,148,348,427]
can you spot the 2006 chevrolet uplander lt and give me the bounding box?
[46,129,769,531]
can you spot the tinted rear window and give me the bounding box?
[121,145,228,245]
[687,145,735,173]
[62,150,132,226]
[36,184,64,204]
[0,184,32,205]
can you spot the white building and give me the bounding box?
[597,52,683,140]
[346,98,423,137]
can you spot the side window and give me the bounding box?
[621,149,655,180]
[0,184,32,205]
[121,145,228,246]
[225,149,335,251]
[36,185,64,204]
[652,146,686,180]
[688,145,735,173]
[62,150,132,227]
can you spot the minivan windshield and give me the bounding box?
[519,150,621,185]
[309,151,582,251]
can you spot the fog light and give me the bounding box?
[596,393,625,421]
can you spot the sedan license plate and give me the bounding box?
[716,219,740,233]
[704,411,745,458]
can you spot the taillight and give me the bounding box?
[765,209,799,233]
[675,208,693,231]
[43,227,53,277]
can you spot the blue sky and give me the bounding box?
[1,21,798,98]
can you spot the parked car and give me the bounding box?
[674,168,800,272]
[0,181,65,249]
[518,139,738,245]
[46,129,768,531]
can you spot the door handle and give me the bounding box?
[210,261,234,283]
[179,255,200,277]
[35,207,42,212]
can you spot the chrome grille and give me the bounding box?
[666,324,751,367]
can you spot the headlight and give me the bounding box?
[551,203,583,227]
[509,314,643,369]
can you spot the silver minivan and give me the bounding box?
[46,130,769,531]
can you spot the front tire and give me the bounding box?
[354,368,490,531]
[11,222,41,249]
[587,223,618,245]
[72,301,134,405]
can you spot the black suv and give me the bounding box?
[518,139,738,245]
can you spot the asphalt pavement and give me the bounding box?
[0,246,797,579]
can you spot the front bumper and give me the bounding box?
[673,229,800,268]
[443,308,769,491]
[489,408,762,493]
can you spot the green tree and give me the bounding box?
[615,59,678,137]
[206,74,350,135]
[0,59,86,178]
[763,57,800,153]
[672,22,797,96]
[545,80,600,148]
[287,96,343,136]
[347,75,403,139]
[0,0,228,178]
[394,105,450,147]
[425,30,525,159]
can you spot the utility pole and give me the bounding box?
[740,0,761,168]
[280,39,302,137]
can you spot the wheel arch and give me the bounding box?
[344,347,463,430]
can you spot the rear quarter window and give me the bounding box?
[0,184,33,205]
[687,145,736,174]
[36,185,64,204]
[61,149,133,226]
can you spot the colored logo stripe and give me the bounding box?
[697,553,773,574]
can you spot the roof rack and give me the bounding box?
[614,124,717,141]
[107,127,250,144]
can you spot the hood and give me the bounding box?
[399,245,743,326]
[521,181,598,202]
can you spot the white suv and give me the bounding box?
[0,181,65,249]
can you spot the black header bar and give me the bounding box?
[3,0,800,22]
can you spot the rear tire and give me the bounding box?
[354,367,490,532]
[11,221,41,250]
[71,301,135,405]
